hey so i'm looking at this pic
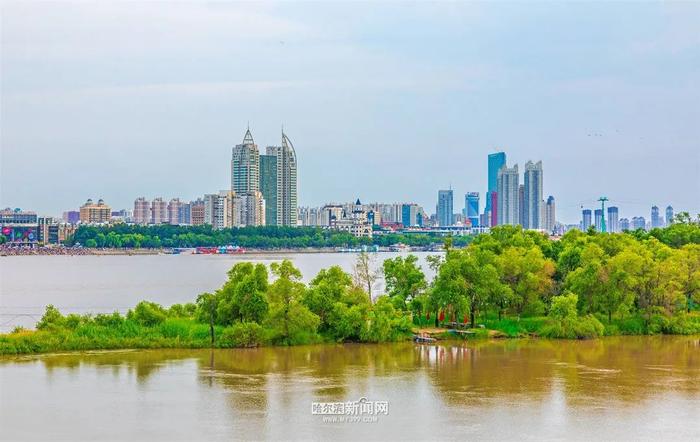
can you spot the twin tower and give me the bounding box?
[231,128,298,227]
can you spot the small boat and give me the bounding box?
[413,335,436,343]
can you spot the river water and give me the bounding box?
[0,252,436,332]
[1,338,699,440]
[1,254,699,440]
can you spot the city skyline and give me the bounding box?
[2,2,699,222]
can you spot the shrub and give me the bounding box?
[540,293,605,339]
[93,312,125,328]
[36,305,65,330]
[127,301,168,327]
[219,322,265,348]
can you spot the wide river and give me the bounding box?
[1,254,699,441]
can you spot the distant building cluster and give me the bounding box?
[579,204,675,232]
[5,131,690,243]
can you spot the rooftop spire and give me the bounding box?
[243,125,254,144]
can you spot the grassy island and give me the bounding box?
[2,217,699,355]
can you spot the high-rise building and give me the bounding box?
[178,202,191,225]
[62,211,80,225]
[607,206,619,233]
[401,203,422,227]
[651,206,663,228]
[523,160,543,230]
[490,192,498,227]
[632,216,646,230]
[267,132,298,227]
[133,197,150,225]
[235,191,266,227]
[167,198,182,225]
[582,209,592,231]
[150,198,168,224]
[518,184,525,227]
[465,192,479,227]
[190,199,205,226]
[497,164,519,226]
[79,199,111,224]
[619,218,630,231]
[594,209,603,232]
[486,152,506,214]
[232,128,260,194]
[259,152,277,226]
[437,190,454,226]
[544,196,556,233]
[666,206,674,225]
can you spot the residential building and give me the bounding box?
[651,206,663,228]
[632,216,646,230]
[150,198,168,224]
[607,206,619,233]
[479,213,490,228]
[497,164,519,225]
[62,211,80,224]
[401,203,423,228]
[544,196,556,233]
[190,199,205,226]
[465,192,479,227]
[582,209,592,231]
[594,209,603,232]
[79,199,111,224]
[266,132,298,227]
[666,206,674,225]
[485,152,506,215]
[437,190,454,226]
[178,202,191,225]
[619,218,630,231]
[235,191,265,227]
[523,160,543,229]
[133,197,150,225]
[167,198,182,225]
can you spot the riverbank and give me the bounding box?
[3,312,699,356]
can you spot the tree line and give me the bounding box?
[66,224,473,249]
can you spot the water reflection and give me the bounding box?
[1,337,699,440]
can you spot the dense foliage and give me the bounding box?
[66,224,472,249]
[2,217,699,355]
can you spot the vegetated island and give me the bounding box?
[2,216,699,355]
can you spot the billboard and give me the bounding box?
[1,226,38,243]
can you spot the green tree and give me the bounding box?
[382,254,427,308]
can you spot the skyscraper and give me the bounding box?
[497,164,519,225]
[486,152,506,215]
[582,209,592,231]
[607,206,619,233]
[594,209,603,232]
[259,153,277,226]
[651,206,663,228]
[232,128,260,194]
[465,192,479,227]
[619,218,630,231]
[231,128,265,226]
[632,216,646,230]
[167,198,182,225]
[544,196,556,233]
[666,206,674,225]
[437,190,454,226]
[518,184,525,227]
[523,160,543,230]
[268,131,298,227]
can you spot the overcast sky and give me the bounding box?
[1,1,698,223]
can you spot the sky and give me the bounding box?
[1,1,698,223]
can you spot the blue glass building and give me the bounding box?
[486,152,506,213]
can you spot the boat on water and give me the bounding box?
[195,246,246,255]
